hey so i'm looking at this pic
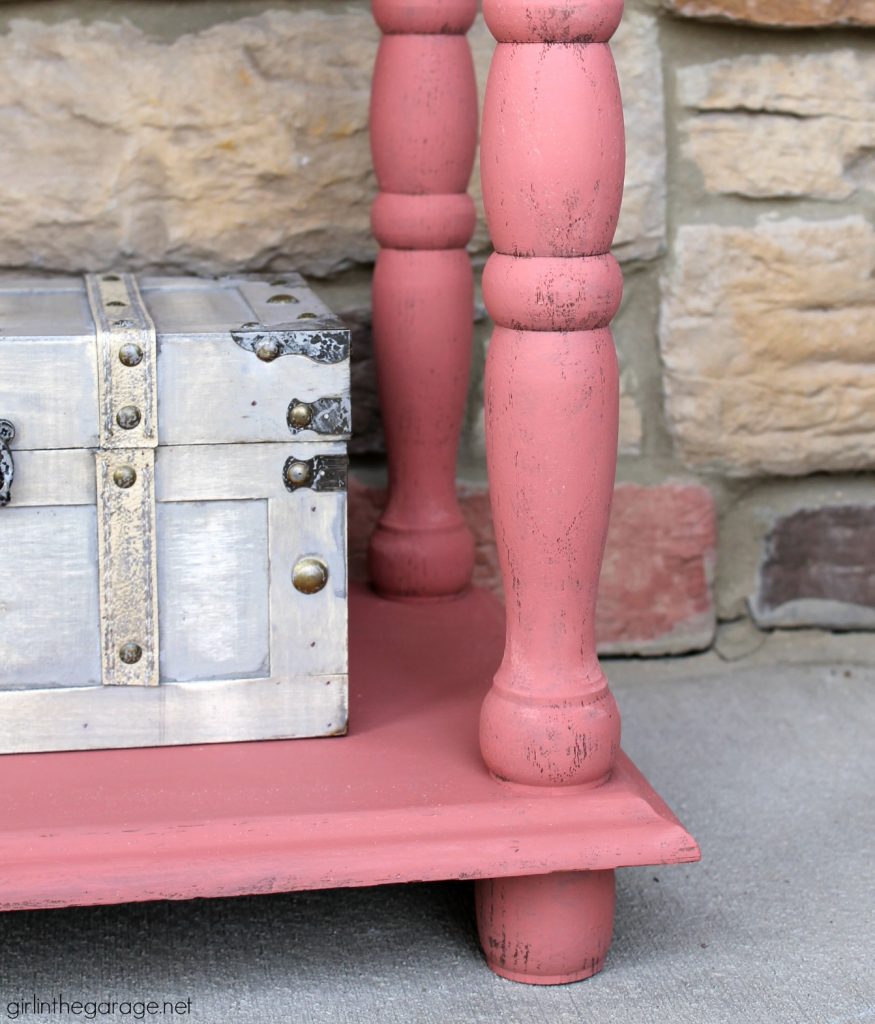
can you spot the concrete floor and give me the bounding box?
[2,646,873,1024]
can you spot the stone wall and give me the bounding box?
[1,0,873,655]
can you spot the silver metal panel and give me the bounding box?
[158,500,270,683]
[138,281,254,335]
[0,338,99,451]
[0,506,101,688]
[4,449,95,508]
[0,675,347,753]
[236,277,339,327]
[270,486,348,679]
[0,278,94,338]
[156,334,350,447]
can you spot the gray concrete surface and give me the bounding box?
[1,655,873,1024]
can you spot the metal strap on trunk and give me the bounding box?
[86,273,159,687]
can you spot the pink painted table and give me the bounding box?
[0,585,697,984]
[0,0,699,987]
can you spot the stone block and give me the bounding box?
[751,505,875,630]
[660,217,875,476]
[714,476,875,622]
[597,482,717,655]
[611,10,668,263]
[350,478,717,656]
[0,11,378,277]
[679,52,875,200]
[664,0,875,27]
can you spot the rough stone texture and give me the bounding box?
[0,7,664,275]
[607,10,668,263]
[664,0,875,27]
[714,476,875,622]
[713,618,767,662]
[660,217,875,476]
[0,11,380,277]
[679,52,875,200]
[618,374,644,455]
[350,478,717,655]
[751,505,875,630]
[597,482,717,654]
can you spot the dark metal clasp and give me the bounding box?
[287,396,351,437]
[0,420,15,507]
[282,454,348,493]
[231,321,350,365]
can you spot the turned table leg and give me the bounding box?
[475,0,627,983]
[367,0,478,601]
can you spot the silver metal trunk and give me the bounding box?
[0,273,350,753]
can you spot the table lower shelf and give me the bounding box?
[0,584,698,912]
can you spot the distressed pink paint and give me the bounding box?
[476,0,631,982]
[367,1,477,600]
[480,329,622,788]
[476,871,616,984]
[478,0,626,790]
[0,586,698,912]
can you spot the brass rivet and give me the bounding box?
[116,405,141,430]
[267,293,298,304]
[289,402,313,429]
[118,342,144,367]
[113,465,137,489]
[297,312,317,320]
[292,557,329,595]
[255,338,281,362]
[285,460,312,488]
[119,642,142,665]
